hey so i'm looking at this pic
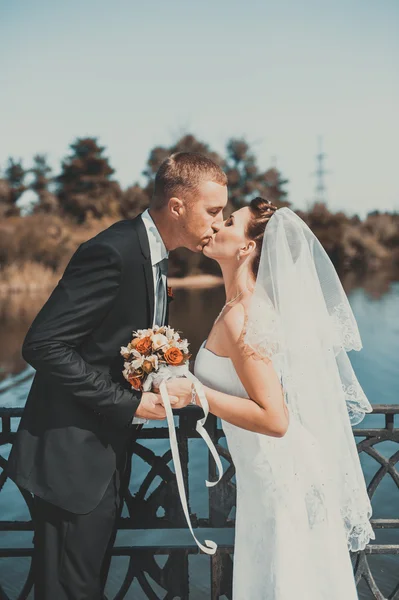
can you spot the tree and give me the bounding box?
[224,138,289,208]
[297,202,349,269]
[56,138,122,222]
[29,154,60,215]
[0,178,14,218]
[0,158,27,216]
[120,184,150,219]
[140,132,289,211]
[258,167,290,206]
[30,154,52,194]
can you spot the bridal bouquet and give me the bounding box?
[120,326,223,555]
[121,325,191,393]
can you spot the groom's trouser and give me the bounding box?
[32,428,141,600]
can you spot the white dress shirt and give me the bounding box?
[141,209,169,327]
[132,209,169,425]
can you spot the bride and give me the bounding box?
[166,198,375,599]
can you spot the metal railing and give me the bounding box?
[1,386,398,599]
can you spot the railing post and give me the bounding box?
[386,412,395,431]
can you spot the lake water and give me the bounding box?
[0,281,398,599]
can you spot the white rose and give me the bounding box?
[151,333,169,351]
[178,339,189,353]
[146,354,159,370]
[165,327,174,340]
[136,328,153,337]
[131,356,144,369]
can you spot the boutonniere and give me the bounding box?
[167,286,174,301]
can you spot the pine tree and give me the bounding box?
[30,154,60,215]
[56,138,121,222]
[30,154,52,194]
[0,178,13,217]
[1,158,27,216]
[225,138,289,208]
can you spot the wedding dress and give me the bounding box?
[194,341,361,600]
[158,207,372,596]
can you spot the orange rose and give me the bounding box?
[164,347,184,366]
[128,376,143,391]
[135,336,152,355]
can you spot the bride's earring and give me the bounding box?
[236,252,241,262]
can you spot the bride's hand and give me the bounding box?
[153,378,194,408]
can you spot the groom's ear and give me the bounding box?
[169,197,184,219]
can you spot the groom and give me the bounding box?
[7,152,228,599]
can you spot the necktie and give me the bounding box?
[155,258,168,326]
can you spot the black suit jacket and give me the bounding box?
[7,215,167,514]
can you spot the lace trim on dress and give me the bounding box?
[343,382,371,425]
[331,302,362,352]
[343,509,376,552]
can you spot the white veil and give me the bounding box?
[245,207,374,551]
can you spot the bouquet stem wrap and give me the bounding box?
[143,364,223,555]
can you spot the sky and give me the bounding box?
[0,0,398,217]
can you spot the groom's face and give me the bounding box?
[180,180,228,252]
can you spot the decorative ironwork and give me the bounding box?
[1,390,398,599]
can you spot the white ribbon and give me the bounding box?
[145,365,223,555]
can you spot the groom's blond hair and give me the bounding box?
[151,152,227,208]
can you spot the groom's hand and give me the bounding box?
[135,392,178,420]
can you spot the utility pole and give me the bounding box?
[313,136,329,204]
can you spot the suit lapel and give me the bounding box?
[135,215,155,327]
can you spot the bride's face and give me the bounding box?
[203,206,253,261]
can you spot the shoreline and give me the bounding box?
[1,269,397,297]
[0,273,224,296]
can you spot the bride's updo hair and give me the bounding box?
[246,197,278,279]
